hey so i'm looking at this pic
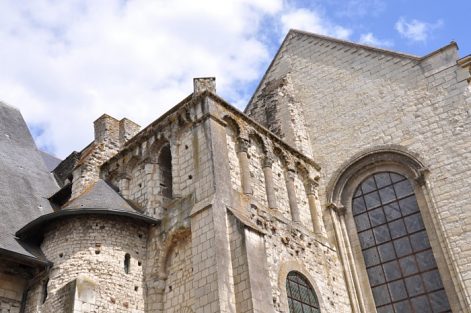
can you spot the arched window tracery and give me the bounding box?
[286,271,321,313]
[353,171,451,313]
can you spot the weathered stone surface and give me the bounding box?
[2,33,470,313]
[247,30,471,312]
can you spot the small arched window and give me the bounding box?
[286,271,320,313]
[124,253,131,274]
[353,172,451,313]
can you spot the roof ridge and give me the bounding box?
[289,29,421,60]
[245,30,459,112]
[0,100,21,112]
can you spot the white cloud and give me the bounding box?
[395,17,443,42]
[358,33,393,47]
[281,8,352,40]
[0,0,354,158]
[0,0,285,157]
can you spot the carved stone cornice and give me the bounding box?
[327,202,346,216]
[286,168,297,180]
[305,179,319,196]
[237,137,250,153]
[262,156,274,168]
[413,167,429,187]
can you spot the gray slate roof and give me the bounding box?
[63,179,137,212]
[16,179,158,241]
[40,150,62,172]
[0,102,58,260]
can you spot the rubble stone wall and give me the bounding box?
[25,216,148,313]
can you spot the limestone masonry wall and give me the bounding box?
[222,109,323,236]
[162,238,193,313]
[27,77,360,313]
[247,31,471,311]
[101,88,222,313]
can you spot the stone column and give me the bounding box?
[262,156,277,210]
[285,168,300,223]
[305,179,325,236]
[237,137,252,195]
[328,203,366,313]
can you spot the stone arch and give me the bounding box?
[142,139,173,214]
[125,155,141,173]
[159,227,193,312]
[248,133,268,207]
[157,144,173,199]
[223,115,243,192]
[293,161,312,231]
[271,146,291,219]
[222,115,241,137]
[147,137,171,162]
[248,132,267,153]
[156,227,191,280]
[273,146,289,167]
[327,145,426,206]
[327,146,463,312]
[277,260,325,312]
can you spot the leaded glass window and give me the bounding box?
[286,271,320,313]
[353,172,451,313]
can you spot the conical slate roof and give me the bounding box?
[16,179,158,242]
[63,179,137,212]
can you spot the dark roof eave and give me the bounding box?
[0,246,52,267]
[16,208,160,239]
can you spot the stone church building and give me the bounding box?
[0,30,470,313]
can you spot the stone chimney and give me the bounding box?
[94,114,120,144]
[70,114,140,201]
[93,114,141,147]
[193,77,216,94]
[119,118,141,146]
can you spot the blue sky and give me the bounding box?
[0,0,469,158]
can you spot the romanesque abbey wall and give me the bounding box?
[247,30,471,312]
[82,78,350,312]
[3,30,470,313]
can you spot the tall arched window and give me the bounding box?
[158,145,172,198]
[353,172,451,313]
[286,271,320,313]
